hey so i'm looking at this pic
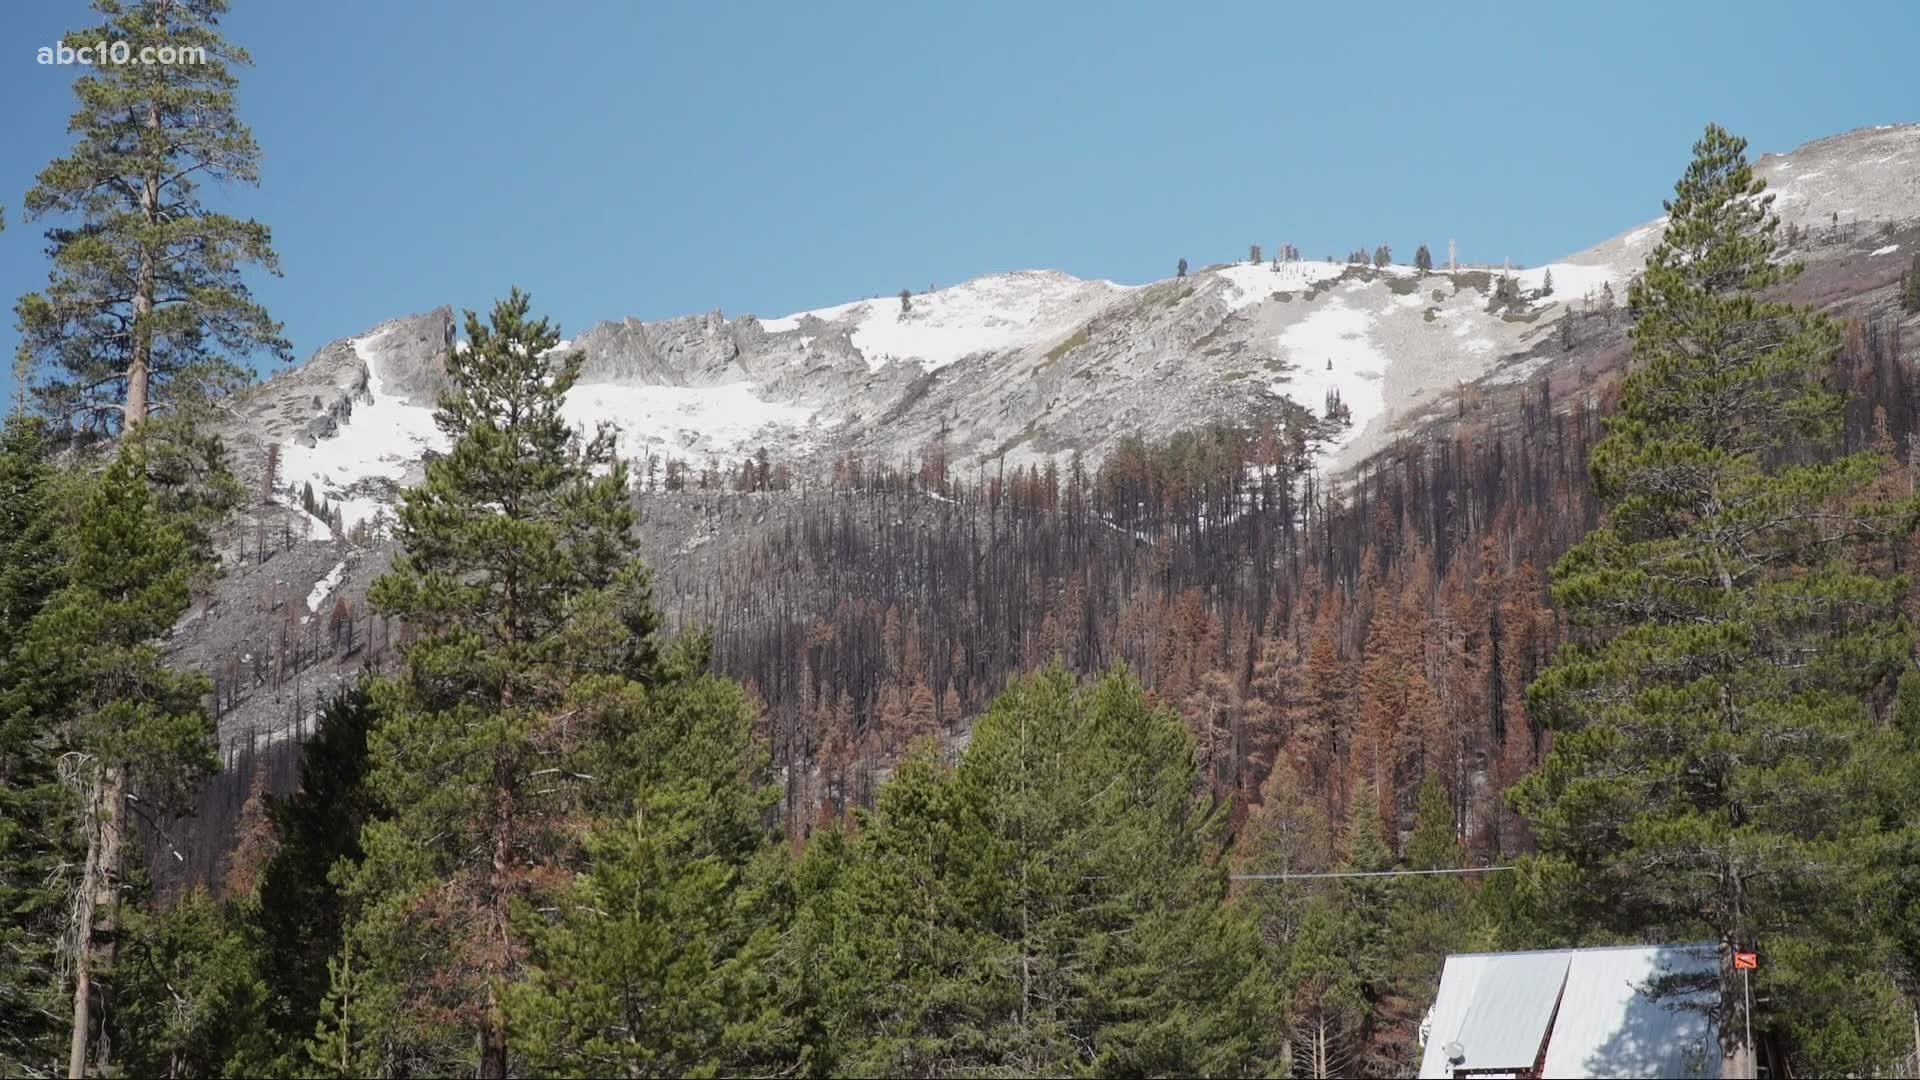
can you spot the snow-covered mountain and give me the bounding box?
[217,123,1919,538]
[177,122,1920,749]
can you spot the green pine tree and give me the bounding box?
[244,685,377,1072]
[795,747,1004,1076]
[1235,760,1333,1073]
[1881,668,1920,1072]
[13,442,218,1077]
[804,666,1280,1076]
[1512,123,1920,1078]
[0,415,68,687]
[506,654,789,1077]
[0,414,81,1078]
[112,887,274,1079]
[15,0,288,434]
[323,290,645,1078]
[1334,786,1395,1075]
[1054,671,1278,1077]
[1283,898,1367,1080]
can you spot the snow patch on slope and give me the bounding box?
[1516,262,1623,307]
[277,329,817,531]
[1215,261,1346,311]
[560,382,819,462]
[1265,296,1387,454]
[285,501,335,542]
[306,561,348,613]
[759,271,1132,371]
[277,330,447,532]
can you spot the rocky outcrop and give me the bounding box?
[571,310,749,385]
[362,307,456,406]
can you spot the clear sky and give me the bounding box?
[1,0,1914,404]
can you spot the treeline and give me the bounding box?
[680,285,1917,856]
[684,410,1580,860]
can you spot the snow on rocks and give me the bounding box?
[1516,261,1620,305]
[559,382,818,462]
[284,499,335,542]
[277,329,447,532]
[306,561,348,613]
[1215,261,1346,311]
[272,327,822,531]
[758,270,1133,371]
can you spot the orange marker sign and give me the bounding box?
[1732,951,1758,970]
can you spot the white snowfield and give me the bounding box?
[559,382,818,462]
[1216,260,1347,311]
[754,255,1638,467]
[1266,295,1386,454]
[1513,261,1617,303]
[276,330,447,532]
[759,269,1134,371]
[276,330,817,532]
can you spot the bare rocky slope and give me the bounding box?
[180,123,1920,751]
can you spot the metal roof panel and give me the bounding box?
[1419,943,1720,1079]
[1542,943,1719,1079]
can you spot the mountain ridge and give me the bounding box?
[237,123,1920,540]
[174,123,1920,749]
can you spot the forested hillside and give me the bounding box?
[6,3,1920,1078]
[695,290,1914,861]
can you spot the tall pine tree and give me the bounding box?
[0,415,79,1078]
[111,886,273,1079]
[323,290,643,1077]
[1514,123,1920,1077]
[1377,776,1475,1072]
[12,443,218,1077]
[15,0,287,433]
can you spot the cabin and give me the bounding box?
[1417,942,1720,1079]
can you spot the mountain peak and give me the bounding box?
[226,125,1920,534]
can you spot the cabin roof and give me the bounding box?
[1417,942,1720,1079]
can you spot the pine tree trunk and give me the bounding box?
[1908,1004,1919,1076]
[65,829,99,1078]
[66,764,125,1079]
[478,739,514,1079]
[339,941,352,1075]
[1710,547,1755,1080]
[128,102,160,432]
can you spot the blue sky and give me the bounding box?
[1,0,1914,403]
